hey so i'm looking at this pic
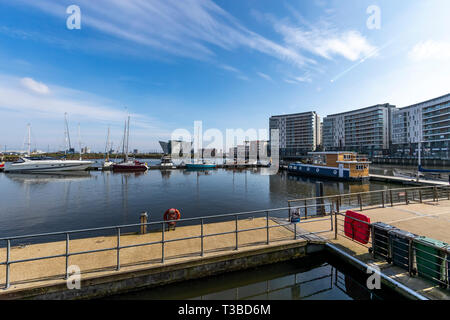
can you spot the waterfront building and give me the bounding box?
[159,140,192,156]
[322,103,396,157]
[269,111,321,157]
[391,93,450,159]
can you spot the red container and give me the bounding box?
[344,210,371,244]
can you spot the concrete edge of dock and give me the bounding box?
[0,240,326,300]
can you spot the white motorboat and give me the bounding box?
[4,156,93,173]
[160,156,176,169]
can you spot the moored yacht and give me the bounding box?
[4,156,93,172]
[160,155,176,169]
[112,115,148,172]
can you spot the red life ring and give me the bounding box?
[164,208,181,224]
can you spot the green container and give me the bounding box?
[414,237,448,285]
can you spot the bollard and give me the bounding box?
[140,211,148,234]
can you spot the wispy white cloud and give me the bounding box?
[256,72,272,81]
[409,40,450,61]
[21,77,50,95]
[220,65,240,73]
[219,64,250,81]
[284,75,312,84]
[275,23,377,62]
[17,0,311,68]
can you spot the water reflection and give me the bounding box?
[5,172,91,184]
[108,254,404,300]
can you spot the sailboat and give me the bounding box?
[103,127,114,169]
[5,122,94,173]
[112,116,148,172]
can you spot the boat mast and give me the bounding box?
[122,120,127,162]
[105,126,110,161]
[78,123,82,160]
[64,113,72,155]
[125,115,130,162]
[27,123,31,156]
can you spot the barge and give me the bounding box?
[288,152,370,181]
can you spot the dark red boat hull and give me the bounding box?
[112,164,148,172]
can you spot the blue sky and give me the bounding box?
[0,0,449,152]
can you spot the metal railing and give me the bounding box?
[0,203,334,290]
[288,185,450,214]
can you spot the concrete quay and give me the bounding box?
[0,217,325,300]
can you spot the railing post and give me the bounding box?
[334,212,338,240]
[235,215,238,250]
[304,200,307,219]
[330,207,334,231]
[381,191,385,208]
[201,218,204,257]
[65,233,69,280]
[434,186,437,202]
[116,227,121,271]
[419,189,423,203]
[358,194,362,211]
[266,211,269,245]
[405,190,409,205]
[5,239,10,289]
[288,201,291,221]
[294,221,297,240]
[335,196,340,213]
[161,222,165,263]
[390,190,394,207]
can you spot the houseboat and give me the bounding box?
[288,152,370,180]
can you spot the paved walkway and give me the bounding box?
[0,217,300,296]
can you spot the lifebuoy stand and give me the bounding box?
[164,208,181,231]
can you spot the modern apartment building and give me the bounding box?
[322,103,396,156]
[391,93,450,159]
[269,111,320,157]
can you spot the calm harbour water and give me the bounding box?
[107,252,404,300]
[0,163,398,238]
